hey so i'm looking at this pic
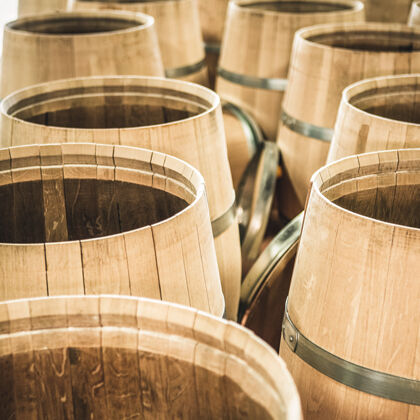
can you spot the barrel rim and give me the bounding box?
[311,148,420,233]
[228,0,364,17]
[0,294,302,420]
[5,9,155,39]
[1,75,220,134]
[342,73,420,128]
[0,142,206,246]
[295,21,420,54]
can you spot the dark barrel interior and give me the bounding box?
[243,1,353,13]
[323,173,420,229]
[308,30,420,52]
[8,16,143,35]
[350,83,420,124]
[0,179,188,244]
[7,85,210,129]
[0,345,274,419]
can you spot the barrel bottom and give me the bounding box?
[277,125,330,208]
[280,343,420,420]
[214,221,241,321]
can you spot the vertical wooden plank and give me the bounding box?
[0,244,47,301]
[45,242,85,296]
[41,166,68,243]
[102,329,143,420]
[81,235,130,295]
[0,352,15,419]
[0,180,15,243]
[124,228,161,300]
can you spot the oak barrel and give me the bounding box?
[280,149,420,419]
[217,0,365,140]
[72,0,208,85]
[18,0,69,16]
[0,295,302,419]
[0,11,163,98]
[0,143,224,315]
[277,22,420,219]
[409,0,420,26]
[329,74,420,163]
[0,76,241,320]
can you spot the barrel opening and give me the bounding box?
[6,85,212,129]
[318,155,420,228]
[0,177,189,244]
[350,83,420,124]
[242,1,354,13]
[307,30,420,52]
[8,16,143,35]
[0,344,274,420]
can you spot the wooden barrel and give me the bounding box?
[329,74,420,163]
[18,0,69,16]
[277,22,420,220]
[0,11,163,98]
[280,149,420,419]
[0,143,224,315]
[222,101,263,188]
[408,1,420,26]
[0,295,302,419]
[0,76,241,320]
[72,0,208,86]
[364,0,412,23]
[217,0,365,141]
[199,0,230,88]
[239,213,303,351]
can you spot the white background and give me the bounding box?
[0,2,19,55]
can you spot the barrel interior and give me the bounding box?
[0,177,188,244]
[350,83,420,124]
[320,159,420,228]
[308,30,420,52]
[0,339,274,419]
[241,1,354,13]
[8,16,143,35]
[7,85,211,129]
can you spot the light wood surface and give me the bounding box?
[0,75,241,320]
[409,1,420,26]
[364,0,412,22]
[280,149,420,419]
[0,295,302,419]
[277,22,420,219]
[217,0,365,140]
[0,143,225,315]
[18,0,70,16]
[0,10,163,98]
[329,74,420,162]
[72,0,208,85]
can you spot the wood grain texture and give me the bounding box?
[0,10,164,97]
[364,0,412,23]
[72,0,208,85]
[280,149,420,419]
[0,143,224,316]
[329,74,420,162]
[217,0,365,140]
[0,76,240,320]
[18,0,70,16]
[0,296,302,419]
[277,22,420,218]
